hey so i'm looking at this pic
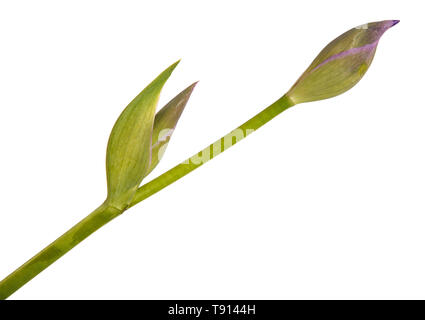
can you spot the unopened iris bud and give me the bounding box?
[105,61,197,210]
[147,81,198,175]
[286,20,399,104]
[105,61,179,209]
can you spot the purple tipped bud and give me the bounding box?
[286,20,399,104]
[146,82,197,175]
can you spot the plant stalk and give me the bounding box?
[129,94,295,207]
[0,203,123,299]
[0,93,295,299]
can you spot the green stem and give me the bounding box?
[0,203,123,299]
[0,93,294,299]
[129,94,295,207]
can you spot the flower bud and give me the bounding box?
[105,61,179,209]
[147,81,198,175]
[286,20,399,104]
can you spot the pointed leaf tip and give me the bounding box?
[105,61,179,209]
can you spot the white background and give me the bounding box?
[0,0,423,300]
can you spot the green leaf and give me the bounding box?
[146,81,198,176]
[105,60,180,209]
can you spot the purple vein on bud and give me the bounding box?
[312,41,378,72]
[287,20,399,104]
